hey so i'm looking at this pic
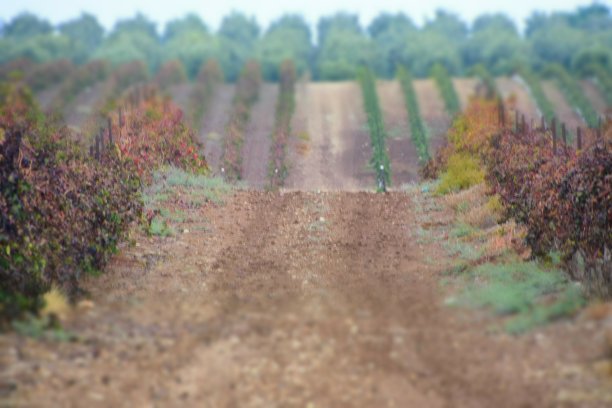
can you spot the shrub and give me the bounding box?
[397,66,430,164]
[24,59,75,92]
[0,81,208,324]
[154,60,187,90]
[0,59,34,82]
[97,61,149,115]
[269,60,296,189]
[486,128,611,297]
[0,81,141,324]
[110,87,208,181]
[358,67,391,190]
[51,60,109,111]
[436,152,485,194]
[430,63,460,117]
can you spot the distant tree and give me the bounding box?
[315,13,373,80]
[58,13,104,63]
[111,13,158,39]
[258,15,312,80]
[163,13,208,40]
[368,13,417,77]
[403,31,462,76]
[528,18,587,69]
[317,13,361,45]
[217,12,260,81]
[424,10,468,45]
[463,14,526,74]
[3,12,53,39]
[161,14,217,78]
[94,14,161,70]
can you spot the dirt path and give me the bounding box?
[580,80,609,117]
[1,189,609,407]
[63,82,106,131]
[542,81,585,132]
[167,83,192,118]
[413,79,451,156]
[496,76,540,123]
[198,84,236,174]
[286,82,373,191]
[35,85,61,113]
[453,78,478,111]
[377,80,420,186]
[241,84,278,189]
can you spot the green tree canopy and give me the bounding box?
[3,12,53,39]
[258,15,312,80]
[217,12,260,81]
[368,13,417,77]
[58,13,104,63]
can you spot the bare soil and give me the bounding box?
[580,80,609,117]
[2,190,610,407]
[453,78,478,111]
[198,84,236,174]
[376,80,420,186]
[413,79,451,156]
[496,76,541,123]
[35,85,61,113]
[2,79,611,407]
[167,83,192,118]
[63,81,106,132]
[542,81,585,132]
[241,84,278,189]
[285,82,373,191]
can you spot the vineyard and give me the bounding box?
[1,18,612,406]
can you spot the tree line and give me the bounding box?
[0,4,610,81]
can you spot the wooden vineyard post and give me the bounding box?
[551,118,557,154]
[498,98,505,127]
[94,131,101,161]
[561,123,567,149]
[541,116,546,132]
[597,117,602,140]
[577,127,582,150]
[521,114,526,132]
[108,117,113,146]
[515,110,519,133]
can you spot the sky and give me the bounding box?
[1,0,604,34]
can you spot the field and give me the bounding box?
[32,72,608,189]
[1,61,610,407]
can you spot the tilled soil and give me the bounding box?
[167,83,193,118]
[199,84,236,174]
[286,82,374,191]
[580,80,609,118]
[242,84,278,188]
[376,80,420,186]
[63,81,106,131]
[413,79,452,156]
[542,81,585,132]
[496,76,540,123]
[453,78,478,111]
[1,190,609,407]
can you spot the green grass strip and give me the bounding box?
[397,66,430,164]
[357,67,391,190]
[517,65,556,123]
[430,64,460,117]
[546,64,599,128]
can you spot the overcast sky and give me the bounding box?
[1,0,604,33]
